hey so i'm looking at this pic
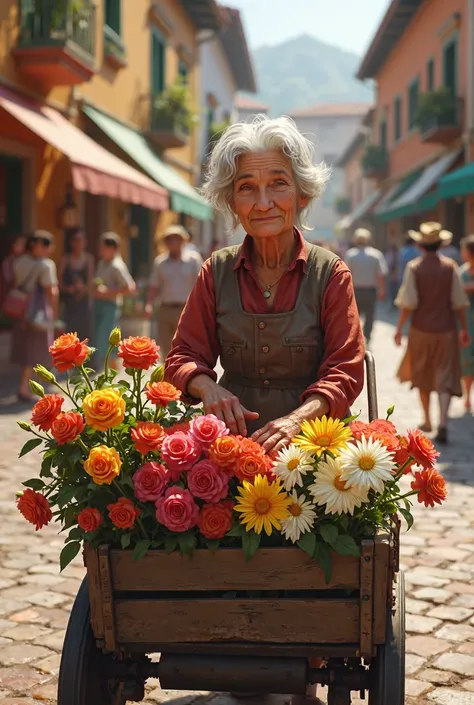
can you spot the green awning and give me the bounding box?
[375,169,424,222]
[83,105,212,221]
[438,162,474,200]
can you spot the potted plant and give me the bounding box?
[151,78,198,136]
[415,87,458,131]
[361,144,388,178]
[334,195,352,215]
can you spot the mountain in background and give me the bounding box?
[247,34,373,116]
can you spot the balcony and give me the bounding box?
[419,96,464,145]
[334,195,352,215]
[147,82,195,150]
[148,114,189,149]
[361,145,389,180]
[13,0,96,90]
[103,24,127,70]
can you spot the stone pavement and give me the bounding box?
[0,309,473,704]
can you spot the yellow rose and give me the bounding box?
[84,445,122,485]
[83,389,125,431]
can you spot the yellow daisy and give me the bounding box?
[235,474,291,536]
[293,415,352,457]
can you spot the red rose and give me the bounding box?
[187,460,229,503]
[198,501,234,539]
[131,422,165,455]
[393,435,416,473]
[189,414,229,449]
[49,333,90,372]
[51,412,85,445]
[118,336,160,370]
[77,507,103,533]
[31,394,64,431]
[145,381,181,406]
[133,461,169,502]
[107,497,141,529]
[411,468,447,508]
[164,422,190,435]
[17,489,52,531]
[407,429,440,469]
[350,421,371,440]
[160,432,202,479]
[155,487,199,532]
[368,419,397,435]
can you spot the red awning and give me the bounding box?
[0,86,169,212]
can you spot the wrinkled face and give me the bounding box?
[231,150,307,239]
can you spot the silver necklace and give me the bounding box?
[258,270,288,299]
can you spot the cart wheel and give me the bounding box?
[369,571,405,705]
[328,684,351,705]
[57,577,126,705]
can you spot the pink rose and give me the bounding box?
[187,460,230,503]
[189,414,229,449]
[160,432,202,480]
[155,487,200,532]
[133,461,169,502]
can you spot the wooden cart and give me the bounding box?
[57,352,405,705]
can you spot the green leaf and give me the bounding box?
[40,455,53,478]
[178,532,197,556]
[205,539,220,554]
[19,438,43,458]
[226,523,246,538]
[332,534,360,557]
[121,532,132,549]
[165,536,179,554]
[60,541,81,572]
[242,531,261,561]
[297,531,316,557]
[133,540,151,561]
[320,524,339,548]
[341,412,360,425]
[120,474,134,489]
[22,478,46,491]
[68,527,83,541]
[314,540,333,584]
[56,485,78,508]
[399,506,414,531]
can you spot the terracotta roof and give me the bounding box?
[219,7,257,94]
[288,102,372,118]
[180,0,222,31]
[235,95,270,111]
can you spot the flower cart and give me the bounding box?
[15,332,446,705]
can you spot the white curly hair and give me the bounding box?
[201,115,331,230]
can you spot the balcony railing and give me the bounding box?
[148,111,190,150]
[18,0,96,58]
[103,23,127,69]
[419,97,464,145]
[361,145,389,180]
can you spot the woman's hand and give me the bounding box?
[460,329,471,348]
[251,412,303,455]
[187,375,259,436]
[394,330,403,346]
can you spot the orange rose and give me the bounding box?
[235,439,269,482]
[208,435,241,473]
[17,489,52,531]
[31,394,64,431]
[51,412,85,445]
[407,429,439,469]
[83,389,125,432]
[368,419,397,435]
[49,333,90,372]
[198,500,234,539]
[77,507,103,533]
[107,497,141,529]
[84,445,122,485]
[393,435,415,472]
[131,421,165,455]
[145,381,181,406]
[350,421,371,441]
[411,468,447,508]
[118,336,160,370]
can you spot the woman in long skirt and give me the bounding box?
[460,235,474,411]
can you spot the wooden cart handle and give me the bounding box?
[365,351,379,422]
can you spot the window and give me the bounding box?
[178,60,189,83]
[394,95,402,142]
[427,58,435,91]
[105,0,121,35]
[379,119,387,151]
[443,37,457,94]
[407,77,420,130]
[151,27,166,95]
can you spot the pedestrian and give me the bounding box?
[459,234,474,412]
[10,231,59,402]
[93,232,135,368]
[146,225,202,361]
[397,231,419,286]
[344,228,388,344]
[0,234,26,309]
[440,236,462,266]
[58,228,94,341]
[184,229,201,256]
[394,221,470,443]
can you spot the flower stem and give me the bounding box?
[52,381,80,409]
[79,365,94,393]
[396,490,418,502]
[393,456,415,482]
[103,344,113,382]
[77,437,89,454]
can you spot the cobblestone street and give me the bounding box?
[0,311,473,704]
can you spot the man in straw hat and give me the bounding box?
[344,228,388,344]
[394,221,470,443]
[146,225,202,360]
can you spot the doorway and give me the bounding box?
[0,154,23,263]
[129,205,151,281]
[445,198,465,245]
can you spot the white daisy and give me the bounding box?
[309,455,369,515]
[272,444,315,491]
[280,491,317,543]
[339,436,396,494]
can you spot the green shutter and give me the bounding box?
[379,120,387,151]
[408,78,419,130]
[105,0,121,35]
[394,96,402,142]
[427,58,435,91]
[443,38,457,94]
[151,27,166,94]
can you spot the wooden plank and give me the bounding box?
[114,598,359,645]
[84,544,105,641]
[98,545,118,652]
[359,540,374,659]
[110,548,360,592]
[373,534,391,644]
[117,642,361,658]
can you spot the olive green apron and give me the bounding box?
[211,243,338,434]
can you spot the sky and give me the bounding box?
[227,0,391,56]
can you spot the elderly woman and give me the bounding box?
[165,115,365,704]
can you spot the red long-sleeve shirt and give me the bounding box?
[165,232,365,419]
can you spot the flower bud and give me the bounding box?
[386,405,395,419]
[17,421,32,432]
[34,365,56,384]
[109,327,122,347]
[150,365,165,383]
[29,380,45,398]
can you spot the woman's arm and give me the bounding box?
[44,284,59,320]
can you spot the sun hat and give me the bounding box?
[161,225,190,241]
[409,222,453,245]
[353,228,372,244]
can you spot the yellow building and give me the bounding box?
[0,0,217,274]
